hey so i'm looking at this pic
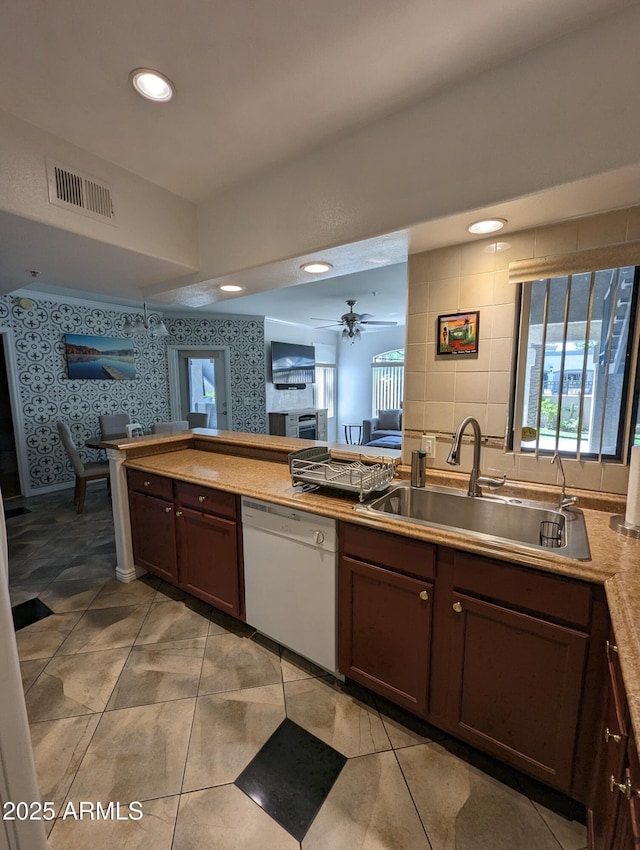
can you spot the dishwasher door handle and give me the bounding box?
[313,530,325,545]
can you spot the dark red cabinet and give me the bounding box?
[177,507,241,617]
[128,488,178,583]
[127,470,243,618]
[339,555,432,715]
[589,638,640,850]
[337,526,608,802]
[446,591,588,791]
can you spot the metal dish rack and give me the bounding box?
[289,447,398,502]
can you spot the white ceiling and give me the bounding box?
[138,162,640,319]
[3,0,640,320]
[210,263,408,330]
[1,0,633,202]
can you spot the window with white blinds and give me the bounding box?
[314,364,336,418]
[371,349,404,416]
[513,265,639,459]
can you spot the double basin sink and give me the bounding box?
[356,481,591,560]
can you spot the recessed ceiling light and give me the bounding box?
[129,68,175,102]
[301,261,333,274]
[467,218,507,235]
[218,284,245,293]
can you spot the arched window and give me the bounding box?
[372,349,404,415]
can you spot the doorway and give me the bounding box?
[168,347,232,430]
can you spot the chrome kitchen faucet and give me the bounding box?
[447,416,506,497]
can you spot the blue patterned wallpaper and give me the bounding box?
[0,295,266,492]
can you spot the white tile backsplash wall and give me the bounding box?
[425,372,453,403]
[577,209,628,250]
[455,372,488,405]
[460,272,494,307]
[427,278,460,313]
[404,371,426,403]
[488,371,511,404]
[534,221,578,257]
[405,204,640,493]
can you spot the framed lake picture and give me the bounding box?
[437,311,479,355]
[63,333,136,380]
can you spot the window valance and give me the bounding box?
[508,240,640,283]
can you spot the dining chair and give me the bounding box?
[187,412,209,428]
[151,420,190,434]
[99,413,131,440]
[56,421,110,513]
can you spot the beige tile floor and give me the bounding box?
[7,488,588,849]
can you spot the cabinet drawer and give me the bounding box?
[451,550,592,629]
[341,522,435,581]
[175,481,236,519]
[127,469,174,501]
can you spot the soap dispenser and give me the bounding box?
[411,450,426,488]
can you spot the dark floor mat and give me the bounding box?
[4,506,31,519]
[11,597,54,631]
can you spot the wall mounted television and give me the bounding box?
[271,341,315,388]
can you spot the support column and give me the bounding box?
[107,448,146,583]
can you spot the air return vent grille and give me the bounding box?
[46,160,116,224]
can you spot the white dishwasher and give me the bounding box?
[241,497,339,674]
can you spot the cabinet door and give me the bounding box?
[339,556,432,716]
[447,592,588,793]
[177,507,241,617]
[129,490,177,582]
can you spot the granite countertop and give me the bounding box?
[123,446,635,583]
[103,427,402,464]
[115,432,640,748]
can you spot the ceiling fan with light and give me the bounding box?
[311,299,397,342]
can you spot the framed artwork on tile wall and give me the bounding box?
[437,311,479,355]
[63,333,137,380]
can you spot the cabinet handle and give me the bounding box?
[176,511,183,517]
[604,727,622,744]
[419,590,429,601]
[610,776,633,800]
[198,495,206,503]
[165,506,172,513]
[452,601,463,613]
[606,640,619,654]
[144,480,151,487]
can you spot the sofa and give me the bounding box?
[362,409,402,448]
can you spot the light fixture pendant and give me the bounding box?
[130,68,175,102]
[467,218,507,235]
[123,303,168,339]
